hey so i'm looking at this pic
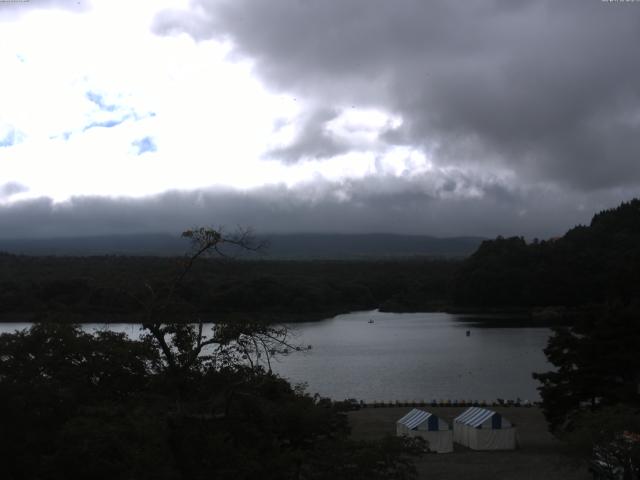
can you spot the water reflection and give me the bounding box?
[0,310,553,402]
[270,310,552,402]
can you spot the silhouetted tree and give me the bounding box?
[0,227,424,480]
[533,304,640,432]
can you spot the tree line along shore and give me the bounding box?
[2,199,640,323]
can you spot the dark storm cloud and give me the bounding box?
[153,0,640,190]
[267,108,351,163]
[0,179,636,240]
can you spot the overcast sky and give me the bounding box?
[1,0,639,239]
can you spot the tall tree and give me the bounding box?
[533,304,640,432]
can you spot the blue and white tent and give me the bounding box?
[453,407,516,450]
[396,409,453,453]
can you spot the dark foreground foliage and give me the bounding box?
[534,304,640,432]
[533,302,640,479]
[0,323,423,480]
[561,406,640,480]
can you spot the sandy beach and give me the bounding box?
[348,406,590,480]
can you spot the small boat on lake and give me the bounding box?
[368,319,374,324]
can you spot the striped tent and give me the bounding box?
[396,409,453,453]
[453,407,516,450]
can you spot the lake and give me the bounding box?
[0,310,553,402]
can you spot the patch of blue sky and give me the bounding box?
[132,136,157,155]
[86,91,118,112]
[82,115,130,132]
[0,129,16,148]
[49,131,73,140]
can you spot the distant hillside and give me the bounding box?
[453,198,640,307]
[0,253,459,320]
[0,233,484,259]
[263,234,483,258]
[0,234,189,257]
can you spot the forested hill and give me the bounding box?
[0,233,483,258]
[0,255,459,321]
[263,234,484,258]
[3,200,639,319]
[0,233,478,321]
[453,199,640,307]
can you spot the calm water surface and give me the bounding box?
[0,310,553,402]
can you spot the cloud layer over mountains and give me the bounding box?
[1,179,634,240]
[1,1,639,239]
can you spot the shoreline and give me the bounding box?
[0,305,579,326]
[354,399,540,408]
[0,309,352,324]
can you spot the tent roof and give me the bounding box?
[397,409,436,430]
[454,407,498,427]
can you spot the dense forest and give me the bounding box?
[453,199,640,309]
[2,199,640,322]
[0,233,483,258]
[0,255,458,321]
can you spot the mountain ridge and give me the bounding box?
[0,232,485,258]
